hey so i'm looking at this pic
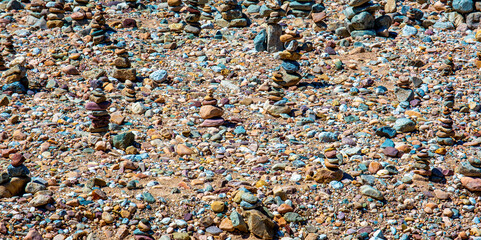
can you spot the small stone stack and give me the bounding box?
[112,48,136,82]
[0,55,6,71]
[0,154,31,198]
[73,0,90,8]
[266,0,283,53]
[199,89,225,127]
[89,5,108,45]
[183,0,202,36]
[394,77,414,103]
[28,0,46,23]
[46,0,66,29]
[122,80,136,102]
[411,148,431,180]
[437,85,455,146]
[440,56,455,76]
[125,0,138,9]
[272,30,302,87]
[458,157,481,192]
[313,148,343,183]
[265,87,290,117]
[286,0,317,17]
[339,0,392,38]
[1,34,15,56]
[2,61,28,93]
[216,0,249,28]
[168,0,183,13]
[201,5,214,20]
[86,78,111,134]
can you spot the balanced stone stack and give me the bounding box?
[125,0,138,9]
[168,0,183,13]
[339,0,392,38]
[0,55,6,71]
[313,148,343,183]
[122,80,137,102]
[265,85,290,117]
[266,0,283,53]
[199,89,225,127]
[411,148,431,180]
[27,0,46,25]
[272,31,302,87]
[201,5,214,20]
[2,61,28,93]
[86,78,111,133]
[437,85,455,146]
[394,77,414,104]
[0,155,31,198]
[183,0,202,36]
[1,34,15,56]
[216,0,249,28]
[46,0,66,29]
[286,0,323,18]
[458,157,481,192]
[90,5,108,45]
[112,48,136,82]
[440,56,455,76]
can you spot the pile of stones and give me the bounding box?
[183,0,202,36]
[2,60,29,93]
[46,0,66,29]
[167,0,183,13]
[394,77,414,105]
[0,55,6,71]
[112,48,136,82]
[337,0,392,38]
[313,147,344,183]
[90,5,108,45]
[201,5,213,20]
[216,0,249,28]
[71,0,92,27]
[86,78,111,134]
[411,147,431,181]
[0,154,31,198]
[1,34,15,56]
[122,80,137,102]
[272,29,302,87]
[433,0,481,29]
[199,89,225,127]
[285,0,324,17]
[437,85,455,146]
[458,156,481,192]
[26,0,46,26]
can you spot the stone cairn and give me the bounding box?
[0,154,31,198]
[125,0,138,9]
[0,55,6,71]
[183,0,202,36]
[436,85,455,146]
[90,5,108,45]
[86,78,111,134]
[71,0,92,27]
[285,0,321,18]
[394,77,414,104]
[168,0,183,13]
[266,0,283,53]
[122,80,137,102]
[216,0,249,28]
[1,34,15,56]
[27,0,46,25]
[411,147,431,180]
[274,29,302,87]
[313,147,343,183]
[457,156,481,192]
[113,48,136,82]
[201,5,213,20]
[2,61,29,94]
[337,0,392,38]
[440,56,455,76]
[199,89,225,127]
[46,0,66,29]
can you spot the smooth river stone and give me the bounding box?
[86,101,111,111]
